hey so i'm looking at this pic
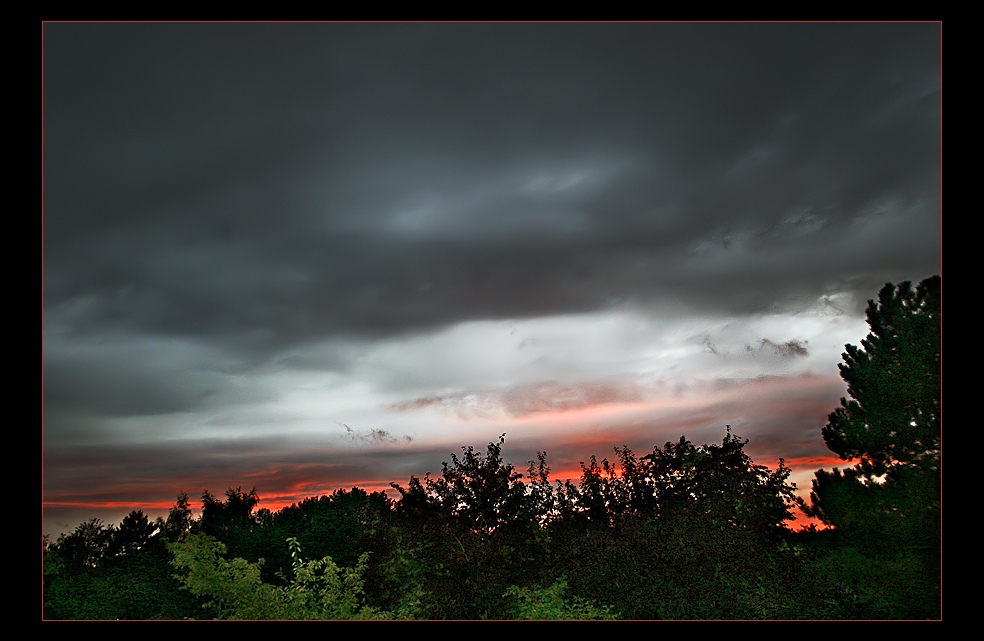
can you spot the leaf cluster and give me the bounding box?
[168,534,389,620]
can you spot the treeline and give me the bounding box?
[42,276,940,619]
[42,430,935,620]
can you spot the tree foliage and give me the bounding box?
[538,429,802,619]
[44,509,199,620]
[168,534,388,620]
[392,434,530,535]
[821,275,941,471]
[504,578,618,620]
[805,275,941,619]
[197,487,260,538]
[545,429,797,539]
[381,429,801,619]
[156,492,194,542]
[50,518,115,570]
[385,434,546,618]
[108,510,157,559]
[809,276,941,535]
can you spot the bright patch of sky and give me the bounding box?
[75,295,866,453]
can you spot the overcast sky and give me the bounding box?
[43,22,940,537]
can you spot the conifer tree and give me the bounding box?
[821,275,941,472]
[807,275,941,605]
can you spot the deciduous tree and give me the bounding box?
[168,534,389,619]
[157,492,195,542]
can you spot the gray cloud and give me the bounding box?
[500,380,644,418]
[389,378,645,420]
[341,423,413,444]
[45,23,939,350]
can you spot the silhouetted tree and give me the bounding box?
[806,275,941,619]
[270,488,392,571]
[197,487,260,538]
[550,429,799,619]
[385,435,551,618]
[44,512,203,619]
[107,509,157,559]
[51,518,115,570]
[808,275,941,541]
[428,434,529,534]
[821,275,940,471]
[157,491,195,542]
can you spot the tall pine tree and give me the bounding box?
[806,275,940,618]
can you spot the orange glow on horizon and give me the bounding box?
[783,454,853,470]
[42,499,179,511]
[44,439,839,536]
[512,401,660,425]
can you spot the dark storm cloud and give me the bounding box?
[44,23,939,355]
[43,347,215,418]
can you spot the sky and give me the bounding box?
[42,23,941,538]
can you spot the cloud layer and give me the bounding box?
[43,23,940,536]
